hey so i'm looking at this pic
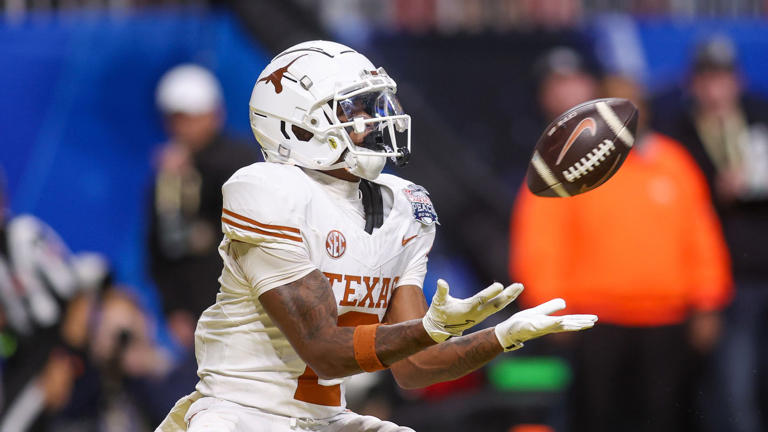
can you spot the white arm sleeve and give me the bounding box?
[229,240,316,298]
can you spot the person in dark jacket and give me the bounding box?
[655,36,768,432]
[148,65,259,349]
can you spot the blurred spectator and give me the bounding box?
[535,47,598,121]
[0,173,92,431]
[148,64,258,349]
[334,0,584,35]
[87,287,189,431]
[87,288,171,431]
[0,172,181,432]
[50,261,197,432]
[510,76,732,432]
[501,47,598,185]
[318,0,764,37]
[656,36,768,432]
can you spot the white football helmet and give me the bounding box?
[249,40,411,180]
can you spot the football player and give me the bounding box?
[157,41,597,432]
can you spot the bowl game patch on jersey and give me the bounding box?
[403,184,438,225]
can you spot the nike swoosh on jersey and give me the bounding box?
[556,117,597,165]
[401,234,418,246]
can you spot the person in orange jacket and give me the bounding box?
[510,75,732,432]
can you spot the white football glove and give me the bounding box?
[423,279,524,343]
[494,298,598,351]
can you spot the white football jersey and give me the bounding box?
[193,162,436,420]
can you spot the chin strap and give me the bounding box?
[359,179,383,234]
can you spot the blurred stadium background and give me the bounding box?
[1,0,768,431]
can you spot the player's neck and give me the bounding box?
[302,168,361,202]
[322,168,360,183]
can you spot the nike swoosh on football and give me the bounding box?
[556,117,597,165]
[401,234,418,246]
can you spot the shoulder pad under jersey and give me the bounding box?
[221,162,311,246]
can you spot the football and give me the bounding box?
[526,98,638,197]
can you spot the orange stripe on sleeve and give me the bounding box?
[221,217,303,243]
[222,208,301,234]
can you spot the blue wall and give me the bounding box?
[591,16,768,95]
[0,9,269,312]
[638,18,768,95]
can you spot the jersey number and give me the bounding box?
[293,311,380,406]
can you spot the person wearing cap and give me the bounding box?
[148,65,259,351]
[656,36,768,432]
[500,47,598,185]
[535,47,599,123]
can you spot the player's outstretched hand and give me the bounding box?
[494,298,598,351]
[423,279,524,342]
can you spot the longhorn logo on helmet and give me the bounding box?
[257,54,307,94]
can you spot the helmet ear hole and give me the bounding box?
[291,125,314,142]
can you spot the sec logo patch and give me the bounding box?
[325,230,346,258]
